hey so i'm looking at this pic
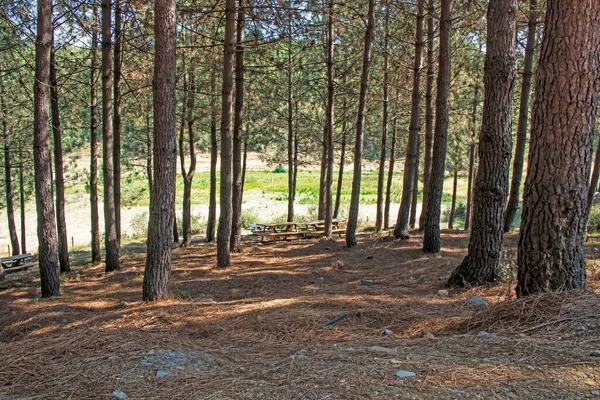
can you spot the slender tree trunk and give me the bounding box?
[375,1,390,233]
[447,167,458,230]
[464,82,480,231]
[318,130,326,220]
[333,116,346,220]
[102,0,120,272]
[216,0,236,268]
[143,0,177,301]
[34,0,60,297]
[419,0,435,231]
[588,139,600,209]
[422,0,453,253]
[19,153,26,254]
[504,0,537,232]
[113,0,122,246]
[346,0,375,248]
[409,136,420,228]
[449,0,517,286]
[384,117,397,229]
[323,0,335,237]
[0,68,19,255]
[50,45,70,273]
[242,132,248,191]
[206,62,218,243]
[231,0,246,252]
[145,111,152,195]
[517,0,600,297]
[180,62,197,246]
[90,0,101,262]
[395,0,425,240]
[286,4,295,222]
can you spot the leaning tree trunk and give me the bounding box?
[503,0,537,233]
[102,0,120,272]
[1,69,20,255]
[422,0,453,253]
[113,0,122,245]
[346,0,375,248]
[384,117,398,229]
[419,0,436,231]
[34,0,60,297]
[464,81,480,231]
[50,45,70,273]
[206,60,218,243]
[216,0,236,268]
[395,0,425,239]
[375,0,390,233]
[448,0,517,286]
[409,135,421,229]
[517,0,600,297]
[90,0,101,262]
[323,0,335,238]
[333,116,347,220]
[231,0,246,252]
[143,0,177,301]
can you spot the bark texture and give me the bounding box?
[90,0,101,262]
[464,82,480,231]
[517,0,600,297]
[113,0,122,245]
[206,61,218,243]
[384,118,397,229]
[143,0,177,301]
[180,64,196,247]
[323,0,335,238]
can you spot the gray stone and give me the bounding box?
[384,329,393,336]
[395,370,416,378]
[590,350,600,357]
[451,389,465,394]
[468,296,489,305]
[369,346,398,355]
[112,391,128,399]
[591,390,600,396]
[156,370,175,377]
[478,331,490,336]
[361,279,374,285]
[438,289,449,297]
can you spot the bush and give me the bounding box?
[588,204,600,233]
[241,208,260,228]
[130,211,149,238]
[190,214,207,235]
[272,164,286,173]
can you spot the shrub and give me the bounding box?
[241,208,260,228]
[588,204,600,233]
[272,164,286,173]
[130,211,149,238]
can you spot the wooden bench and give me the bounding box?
[1,253,35,278]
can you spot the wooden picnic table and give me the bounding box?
[249,220,346,242]
[0,253,34,278]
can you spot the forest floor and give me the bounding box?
[1,231,599,399]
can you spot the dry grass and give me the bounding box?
[0,231,599,399]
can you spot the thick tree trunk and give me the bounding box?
[34,0,60,297]
[464,82,480,231]
[323,0,335,238]
[333,117,346,220]
[1,69,19,255]
[50,45,70,273]
[346,0,375,248]
[143,0,177,301]
[419,0,435,231]
[102,0,120,272]
[216,0,236,268]
[448,0,517,286]
[231,0,246,252]
[90,0,101,262]
[113,0,122,246]
[206,62,218,243]
[395,0,425,239]
[517,0,600,297]
[422,0,453,253]
[384,117,397,230]
[504,0,537,232]
[447,168,458,230]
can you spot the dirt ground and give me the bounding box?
[1,231,599,399]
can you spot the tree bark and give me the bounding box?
[231,0,246,252]
[448,0,517,286]
[588,139,600,209]
[517,0,600,297]
[323,0,335,238]
[419,0,435,231]
[143,0,177,301]
[102,0,120,272]
[206,60,218,243]
[504,0,537,232]
[409,136,420,229]
[90,0,101,262]
[464,82,480,231]
[286,3,296,223]
[216,0,236,268]
[34,0,60,297]
[180,61,197,247]
[50,45,70,273]
[447,167,458,230]
[384,117,398,230]
[19,151,26,254]
[333,115,346,220]
[395,0,425,239]
[346,0,375,248]
[422,0,453,253]
[113,0,122,246]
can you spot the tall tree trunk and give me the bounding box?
[384,117,397,230]
[19,152,26,254]
[1,68,19,255]
[517,0,600,297]
[588,139,600,209]
[395,0,425,240]
[447,167,458,230]
[206,61,218,243]
[231,0,246,252]
[422,0,453,253]
[464,82,480,231]
[504,0,537,232]
[143,0,177,301]
[419,0,435,231]
[286,4,295,222]
[50,45,70,273]
[216,0,236,268]
[318,130,326,220]
[375,0,390,233]
[34,0,60,297]
[333,116,347,219]
[409,136,420,228]
[323,0,335,237]
[90,0,101,262]
[180,62,197,247]
[449,0,518,286]
[346,0,375,248]
[102,0,120,272]
[113,0,122,246]
[145,111,152,195]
